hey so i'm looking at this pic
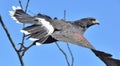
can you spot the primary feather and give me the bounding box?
[9,6,54,45]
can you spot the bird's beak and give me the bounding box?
[92,20,100,25]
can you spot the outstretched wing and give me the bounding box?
[91,49,120,66]
[51,20,95,49]
[9,6,54,45]
[52,31,95,49]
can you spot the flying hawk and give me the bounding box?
[9,6,120,66]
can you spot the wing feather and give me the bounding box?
[9,6,54,44]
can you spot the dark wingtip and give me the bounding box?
[91,49,120,66]
[0,15,2,22]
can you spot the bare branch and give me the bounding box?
[18,0,23,9]
[21,42,35,57]
[63,10,74,66]
[21,25,26,46]
[0,15,24,66]
[25,0,30,12]
[67,43,74,66]
[64,10,66,21]
[18,0,26,49]
[55,42,70,66]
[19,0,30,51]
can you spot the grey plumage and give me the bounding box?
[9,6,54,44]
[9,6,98,49]
[51,19,95,49]
[9,6,120,66]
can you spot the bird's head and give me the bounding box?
[74,17,99,29]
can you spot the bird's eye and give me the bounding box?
[90,19,96,21]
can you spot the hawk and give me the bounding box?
[9,6,120,66]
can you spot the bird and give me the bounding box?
[9,6,99,49]
[9,6,120,66]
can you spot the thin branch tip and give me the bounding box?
[56,42,70,66]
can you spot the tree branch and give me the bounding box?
[25,0,30,12]
[55,42,70,66]
[63,10,74,66]
[1,0,32,65]
[18,0,23,9]
[0,15,24,66]
[18,0,26,51]
[20,42,35,57]
[64,10,66,21]
[18,0,34,58]
[67,43,74,66]
[18,0,30,46]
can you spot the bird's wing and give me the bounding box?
[91,49,120,66]
[52,29,95,49]
[9,6,54,45]
[52,20,120,66]
[51,20,94,49]
[52,29,120,66]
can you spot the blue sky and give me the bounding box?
[0,0,120,66]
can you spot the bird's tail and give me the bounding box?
[91,49,120,66]
[9,6,54,45]
[9,6,39,24]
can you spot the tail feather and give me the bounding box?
[9,6,39,24]
[9,6,54,45]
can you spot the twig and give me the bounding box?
[64,10,66,21]
[21,0,30,44]
[63,10,74,66]
[55,42,70,66]
[21,42,35,57]
[19,0,30,51]
[1,0,34,66]
[0,15,24,66]
[18,0,26,50]
[25,0,30,12]
[18,0,23,9]
[67,43,74,66]
[21,24,25,46]
[18,0,35,65]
